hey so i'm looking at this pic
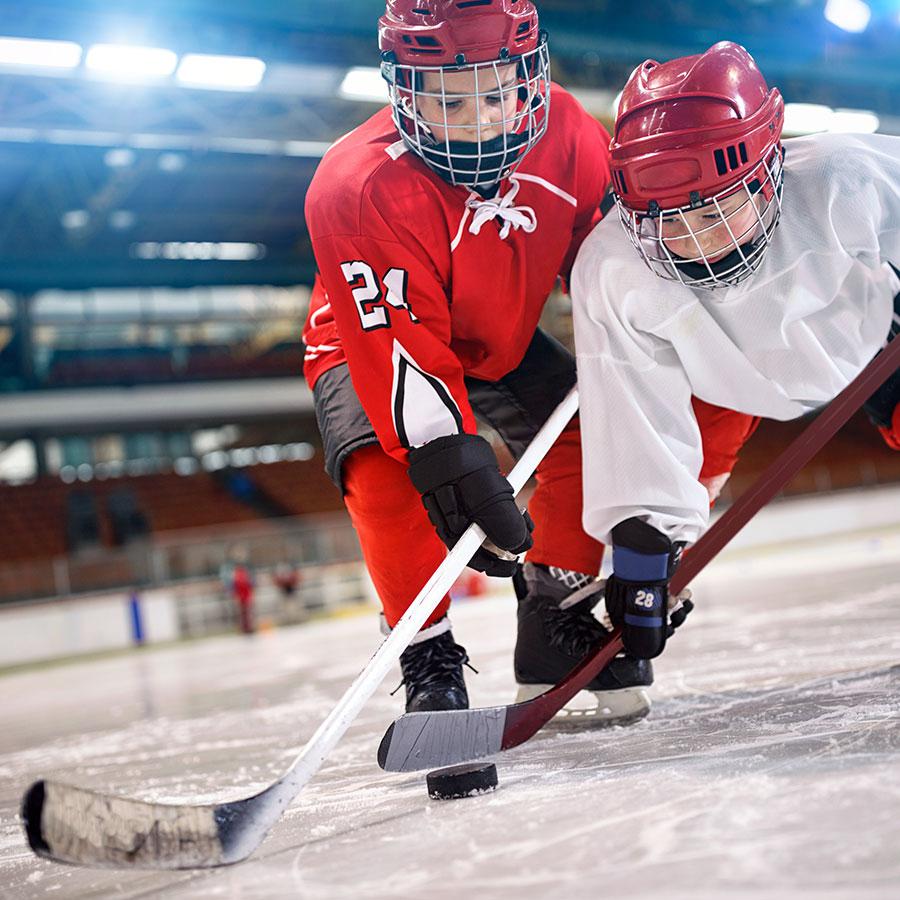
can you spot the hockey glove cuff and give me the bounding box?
[604,517,690,659]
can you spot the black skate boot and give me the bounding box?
[514,562,653,726]
[398,618,471,713]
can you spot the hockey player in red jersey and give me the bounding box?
[572,43,899,662]
[303,2,756,717]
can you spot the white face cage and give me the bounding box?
[382,39,551,190]
[617,145,785,290]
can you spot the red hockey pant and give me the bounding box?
[343,403,758,630]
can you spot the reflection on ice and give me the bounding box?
[1,521,899,899]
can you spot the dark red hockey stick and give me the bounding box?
[503,336,900,747]
[379,336,900,771]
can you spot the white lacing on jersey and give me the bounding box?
[466,177,537,241]
[450,197,476,252]
[456,173,577,245]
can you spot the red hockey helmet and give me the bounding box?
[379,0,541,66]
[610,42,785,288]
[378,0,550,189]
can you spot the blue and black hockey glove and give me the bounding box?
[604,517,692,659]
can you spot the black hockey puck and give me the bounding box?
[426,762,498,800]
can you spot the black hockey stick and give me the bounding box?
[377,336,900,773]
[20,389,579,870]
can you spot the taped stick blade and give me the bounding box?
[20,778,233,869]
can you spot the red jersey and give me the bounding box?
[303,84,611,463]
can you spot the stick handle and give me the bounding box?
[276,387,580,797]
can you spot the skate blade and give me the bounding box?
[514,684,651,729]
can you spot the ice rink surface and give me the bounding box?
[1,519,899,899]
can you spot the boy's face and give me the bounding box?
[416,63,520,144]
[659,188,763,263]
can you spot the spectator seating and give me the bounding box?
[724,410,900,501]
[247,460,342,517]
[45,342,304,388]
[0,459,342,566]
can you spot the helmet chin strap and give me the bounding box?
[669,241,760,284]
[419,130,531,190]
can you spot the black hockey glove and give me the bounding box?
[407,433,534,578]
[604,517,693,659]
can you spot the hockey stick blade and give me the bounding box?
[21,778,288,869]
[378,337,900,773]
[20,388,580,869]
[377,634,623,772]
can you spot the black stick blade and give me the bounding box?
[19,779,232,870]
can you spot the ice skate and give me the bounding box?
[514,563,652,727]
[398,619,471,713]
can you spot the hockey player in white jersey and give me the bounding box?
[571,41,900,660]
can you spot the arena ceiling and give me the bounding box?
[0,0,896,292]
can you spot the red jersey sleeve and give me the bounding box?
[692,397,761,479]
[311,221,477,464]
[559,111,613,288]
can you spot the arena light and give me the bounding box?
[283,140,332,158]
[783,103,834,134]
[784,103,881,135]
[829,108,880,133]
[339,67,388,103]
[109,210,136,230]
[158,152,187,172]
[104,148,135,168]
[824,0,872,33]
[61,209,90,230]
[176,54,266,89]
[85,43,178,79]
[130,241,266,261]
[0,37,82,69]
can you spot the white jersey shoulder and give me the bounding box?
[571,131,900,545]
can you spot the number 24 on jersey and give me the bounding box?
[340,261,419,332]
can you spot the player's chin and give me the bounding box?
[663,242,728,264]
[703,247,734,264]
[451,125,512,143]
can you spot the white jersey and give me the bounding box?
[572,132,900,544]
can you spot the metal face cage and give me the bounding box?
[617,145,785,290]
[381,37,550,190]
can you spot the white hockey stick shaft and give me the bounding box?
[237,388,579,844]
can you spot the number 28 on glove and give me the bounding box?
[604,517,693,659]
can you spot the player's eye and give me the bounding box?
[442,99,463,111]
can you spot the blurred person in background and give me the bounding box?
[273,561,302,620]
[231,561,256,635]
[572,42,899,662]
[302,1,756,717]
[273,561,300,600]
